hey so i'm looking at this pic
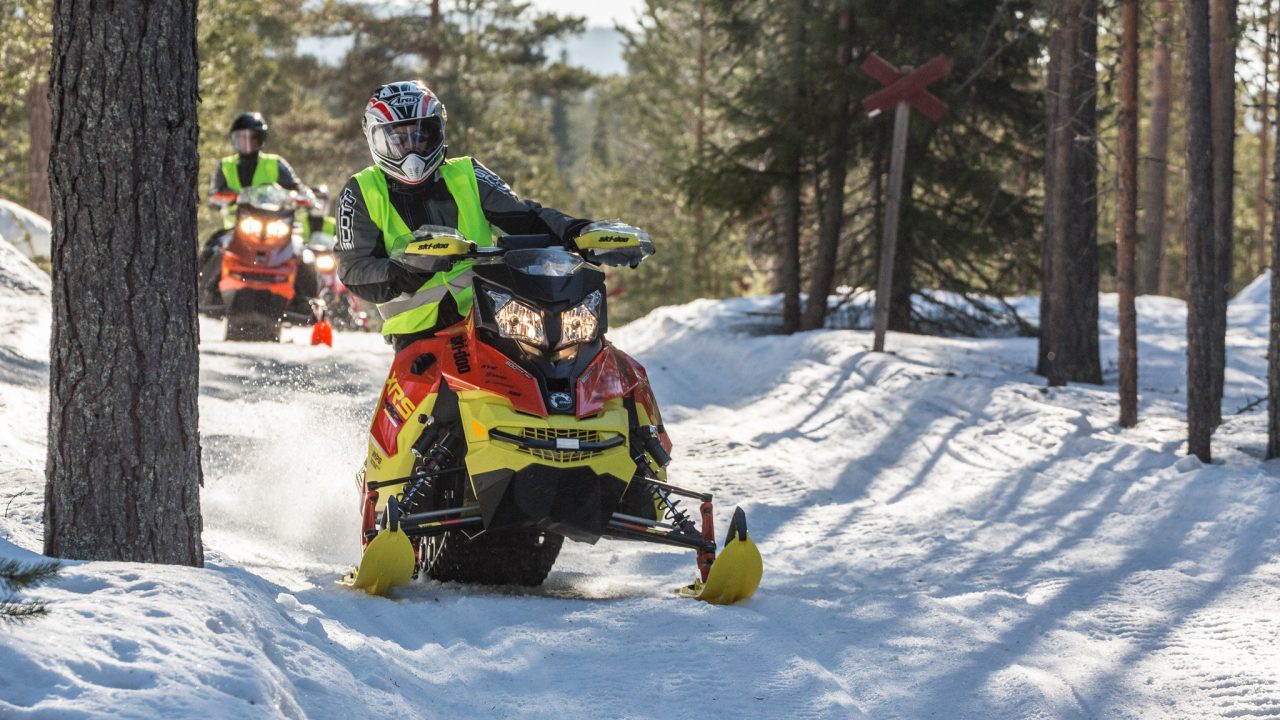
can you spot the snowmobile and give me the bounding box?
[306,234,370,332]
[202,184,319,342]
[341,226,762,604]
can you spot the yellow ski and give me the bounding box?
[340,497,416,596]
[677,507,763,605]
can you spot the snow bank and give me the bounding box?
[1232,269,1271,307]
[0,199,51,260]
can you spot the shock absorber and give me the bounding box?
[400,425,456,512]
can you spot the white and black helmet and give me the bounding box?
[362,80,447,185]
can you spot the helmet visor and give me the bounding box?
[231,129,262,154]
[370,117,443,161]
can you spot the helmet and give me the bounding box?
[362,80,447,185]
[230,112,268,156]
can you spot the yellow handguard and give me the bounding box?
[405,235,475,257]
[574,220,647,250]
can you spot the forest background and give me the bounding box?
[0,0,1274,326]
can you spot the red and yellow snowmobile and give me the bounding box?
[341,226,762,604]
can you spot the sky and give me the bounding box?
[525,0,643,29]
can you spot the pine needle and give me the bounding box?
[0,599,48,623]
[0,558,62,590]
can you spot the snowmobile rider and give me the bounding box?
[199,112,313,307]
[206,112,309,222]
[334,79,649,349]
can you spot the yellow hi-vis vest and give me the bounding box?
[219,153,282,228]
[353,157,493,335]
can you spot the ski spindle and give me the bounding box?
[699,501,715,582]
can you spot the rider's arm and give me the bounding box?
[207,166,230,207]
[333,178,425,304]
[472,160,592,242]
[275,157,303,191]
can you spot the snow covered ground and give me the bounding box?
[0,200,51,260]
[1,242,1279,718]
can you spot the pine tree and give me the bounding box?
[1138,0,1175,297]
[45,0,204,563]
[1186,0,1217,461]
[1039,0,1101,385]
[0,558,60,621]
[1117,0,1140,426]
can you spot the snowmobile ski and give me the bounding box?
[340,498,415,596]
[677,507,762,605]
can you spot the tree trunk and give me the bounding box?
[1138,0,1173,296]
[44,0,204,564]
[1209,0,1236,428]
[27,81,52,221]
[693,1,709,296]
[780,0,807,334]
[1118,0,1140,427]
[802,9,855,331]
[1268,65,1280,457]
[1185,0,1216,462]
[1039,0,1101,385]
[425,0,442,68]
[1258,0,1272,279]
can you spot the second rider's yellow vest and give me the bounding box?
[353,157,493,335]
[219,153,282,228]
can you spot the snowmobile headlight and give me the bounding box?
[557,290,601,348]
[315,254,336,272]
[495,299,546,348]
[265,220,291,239]
[238,217,263,236]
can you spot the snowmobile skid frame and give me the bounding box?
[368,471,718,568]
[354,466,759,604]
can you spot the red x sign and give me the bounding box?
[861,53,950,122]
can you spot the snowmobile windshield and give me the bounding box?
[504,247,584,278]
[238,184,293,213]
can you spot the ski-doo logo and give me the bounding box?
[450,336,472,373]
[505,360,533,379]
[382,372,415,422]
[548,392,573,411]
[596,235,633,244]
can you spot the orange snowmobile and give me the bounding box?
[203,185,319,341]
[341,227,762,604]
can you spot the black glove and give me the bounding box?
[388,261,434,294]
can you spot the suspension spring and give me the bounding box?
[653,485,696,532]
[401,427,456,511]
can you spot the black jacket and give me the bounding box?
[335,158,591,304]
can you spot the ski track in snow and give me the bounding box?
[2,251,1280,717]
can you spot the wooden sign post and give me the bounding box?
[861,53,950,352]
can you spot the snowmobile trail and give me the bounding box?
[3,256,1280,717]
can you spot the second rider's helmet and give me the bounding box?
[230,112,268,156]
[362,80,447,185]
